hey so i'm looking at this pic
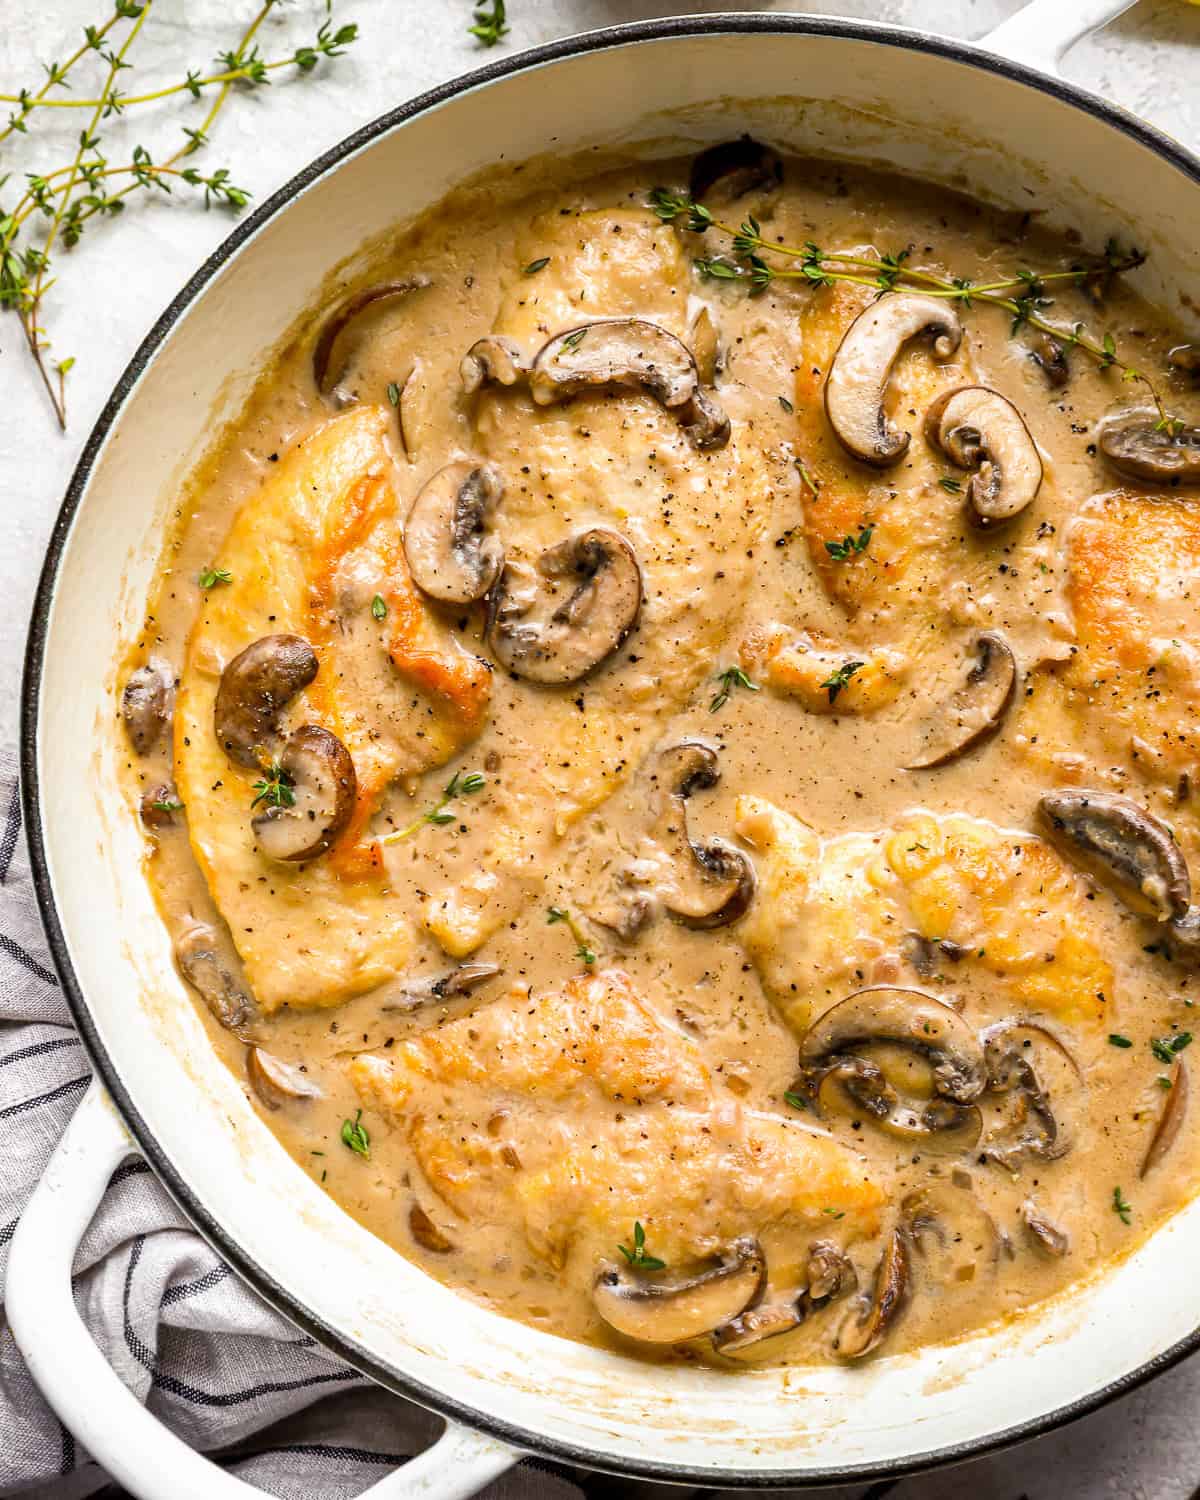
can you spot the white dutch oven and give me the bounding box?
[12,4,1200,1496]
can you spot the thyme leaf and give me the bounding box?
[547,906,596,966]
[377,769,486,844]
[340,1109,370,1159]
[820,660,865,704]
[618,1219,666,1271]
[709,664,759,713]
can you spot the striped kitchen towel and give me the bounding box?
[0,750,591,1500]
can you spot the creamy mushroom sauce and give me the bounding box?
[120,145,1200,1368]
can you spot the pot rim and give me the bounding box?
[20,12,1200,1487]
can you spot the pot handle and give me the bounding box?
[7,1080,521,1500]
[979,0,1138,76]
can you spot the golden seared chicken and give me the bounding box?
[396,207,772,957]
[1023,492,1200,856]
[735,795,1114,1034]
[175,407,489,1010]
[352,969,883,1291]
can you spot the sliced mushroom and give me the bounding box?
[902,932,967,978]
[1141,1056,1189,1178]
[903,1181,999,1284]
[652,741,755,929]
[409,1202,456,1254]
[139,783,181,831]
[925,386,1043,526]
[689,136,783,204]
[1038,788,1190,923]
[251,724,357,862]
[713,1298,804,1360]
[980,1020,1082,1170]
[805,1240,857,1304]
[459,334,528,396]
[593,1237,764,1344]
[214,634,318,769]
[1020,1200,1070,1258]
[905,632,1017,770]
[528,319,730,450]
[824,295,962,466]
[797,988,986,1145]
[175,921,253,1032]
[1030,331,1070,389]
[247,1046,322,1109]
[1098,409,1200,486]
[689,304,720,386]
[404,462,505,605]
[382,961,503,1013]
[122,658,172,756]
[488,527,642,685]
[312,277,431,397]
[834,1228,908,1360]
[1168,344,1200,377]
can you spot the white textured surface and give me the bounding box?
[2,4,1199,1497]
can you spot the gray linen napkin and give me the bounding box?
[0,748,589,1499]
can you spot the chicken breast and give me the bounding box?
[735,795,1114,1035]
[175,407,488,1010]
[351,968,883,1268]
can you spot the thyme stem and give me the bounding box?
[651,187,1177,430]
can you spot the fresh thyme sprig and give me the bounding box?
[709,664,758,713]
[251,763,294,810]
[649,187,1183,434]
[0,3,358,428]
[824,523,873,562]
[617,1220,666,1271]
[546,906,597,966]
[340,1109,370,1159]
[377,769,486,844]
[469,0,508,47]
[821,660,865,704]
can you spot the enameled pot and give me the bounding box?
[14,5,1200,1496]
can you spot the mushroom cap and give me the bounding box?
[1038,787,1191,922]
[689,136,783,204]
[800,986,987,1105]
[488,527,643,685]
[409,1202,456,1254]
[174,921,253,1032]
[903,1181,999,1282]
[251,723,357,863]
[122,657,173,756]
[214,634,319,770]
[1141,1055,1189,1178]
[1021,1200,1071,1258]
[824,294,963,466]
[1099,409,1200,485]
[460,334,528,396]
[404,461,505,605]
[652,740,755,929]
[531,318,698,408]
[1168,344,1200,376]
[905,631,1017,770]
[834,1228,908,1360]
[383,962,503,1013]
[980,1019,1081,1169]
[311,277,431,397]
[593,1237,765,1344]
[528,318,730,451]
[925,385,1043,526]
[247,1046,322,1109]
[713,1299,805,1361]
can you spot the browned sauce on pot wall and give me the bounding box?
[119,144,1200,1368]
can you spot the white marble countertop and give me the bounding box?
[3,3,1200,1496]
